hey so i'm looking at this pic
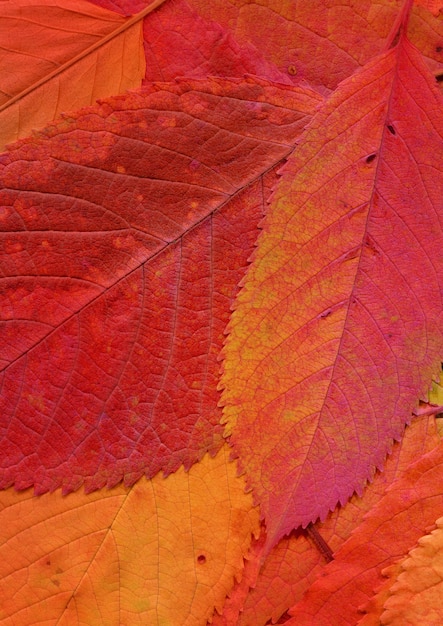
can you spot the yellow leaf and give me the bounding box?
[0,445,259,625]
[369,517,443,625]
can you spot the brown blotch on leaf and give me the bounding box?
[287,65,297,76]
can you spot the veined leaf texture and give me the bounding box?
[0,0,156,149]
[221,8,443,545]
[0,77,321,493]
[1,0,443,624]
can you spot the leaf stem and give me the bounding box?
[305,523,334,563]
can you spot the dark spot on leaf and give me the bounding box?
[287,64,297,76]
[436,46,443,53]
[46,559,51,566]
[440,362,443,371]
[197,554,206,564]
[365,153,377,164]
[387,124,396,135]
[436,74,443,82]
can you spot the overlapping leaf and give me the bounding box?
[221,16,443,547]
[3,0,443,623]
[0,445,259,624]
[211,414,440,625]
[0,76,322,493]
[186,0,443,91]
[0,0,154,150]
[364,517,443,625]
[90,0,292,85]
[141,0,290,84]
[285,436,443,625]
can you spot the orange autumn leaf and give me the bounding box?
[357,562,404,626]
[0,0,159,150]
[358,532,443,626]
[414,0,443,14]
[220,4,443,546]
[2,0,443,623]
[0,445,259,624]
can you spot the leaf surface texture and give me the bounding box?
[221,31,443,543]
[0,77,321,493]
[0,0,150,149]
[0,446,259,624]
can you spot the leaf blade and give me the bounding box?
[285,437,443,625]
[0,77,322,493]
[221,34,443,545]
[0,446,259,624]
[0,0,156,150]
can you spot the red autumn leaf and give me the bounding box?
[220,5,443,546]
[140,0,291,85]
[211,414,440,626]
[91,0,292,84]
[285,436,443,625]
[361,516,443,625]
[184,0,443,91]
[0,77,321,493]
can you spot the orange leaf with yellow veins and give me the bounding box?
[220,4,443,546]
[0,0,159,150]
[285,437,443,625]
[211,414,440,626]
[0,445,259,625]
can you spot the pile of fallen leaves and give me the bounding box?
[1,0,443,623]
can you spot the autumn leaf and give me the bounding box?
[211,413,440,626]
[362,517,443,625]
[221,4,443,546]
[2,0,443,623]
[140,0,291,84]
[186,0,443,90]
[0,445,260,624]
[285,435,443,625]
[0,0,161,150]
[0,77,321,493]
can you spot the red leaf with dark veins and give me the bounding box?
[0,77,322,494]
